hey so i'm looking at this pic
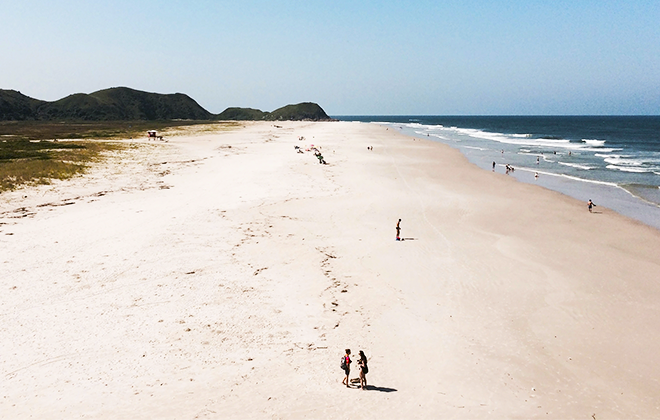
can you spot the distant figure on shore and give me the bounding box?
[492,161,496,171]
[315,151,327,164]
[396,219,401,241]
[588,199,596,213]
[341,349,352,387]
[358,350,369,390]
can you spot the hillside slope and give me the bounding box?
[216,103,332,121]
[0,88,332,121]
[38,87,213,120]
[0,90,46,120]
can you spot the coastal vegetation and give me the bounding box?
[0,119,226,192]
[0,138,122,192]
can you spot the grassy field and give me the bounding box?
[0,120,221,141]
[0,120,235,192]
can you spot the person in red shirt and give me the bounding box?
[341,349,352,387]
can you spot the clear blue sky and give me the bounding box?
[2,0,659,115]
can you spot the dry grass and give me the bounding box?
[0,120,241,192]
[158,121,242,137]
[0,120,221,141]
[0,140,123,192]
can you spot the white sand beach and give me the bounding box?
[2,121,660,419]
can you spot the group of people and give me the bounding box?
[341,349,369,390]
[293,144,327,164]
[491,161,516,174]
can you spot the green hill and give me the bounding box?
[37,87,213,120]
[0,88,332,122]
[216,103,332,121]
[266,102,330,121]
[0,90,46,120]
[216,107,267,121]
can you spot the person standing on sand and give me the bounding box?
[396,219,401,241]
[588,199,596,213]
[357,350,369,390]
[341,349,352,387]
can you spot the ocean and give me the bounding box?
[335,116,660,231]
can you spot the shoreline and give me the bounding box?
[2,121,660,418]
[385,121,660,232]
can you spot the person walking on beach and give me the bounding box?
[396,219,401,241]
[357,350,369,390]
[588,199,596,213]
[341,349,352,387]
[492,161,496,171]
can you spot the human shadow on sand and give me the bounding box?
[399,238,417,241]
[363,385,397,392]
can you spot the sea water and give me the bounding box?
[336,116,660,231]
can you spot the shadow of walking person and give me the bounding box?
[363,385,398,392]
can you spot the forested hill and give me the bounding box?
[0,87,332,121]
[216,102,331,121]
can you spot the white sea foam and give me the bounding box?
[582,139,606,147]
[425,125,625,154]
[604,156,647,166]
[595,153,619,158]
[607,165,650,173]
[408,123,444,130]
[512,166,621,188]
[559,162,594,170]
[441,126,598,151]
[464,146,488,151]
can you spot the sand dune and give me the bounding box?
[2,122,660,419]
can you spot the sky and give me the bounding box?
[1,0,659,115]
